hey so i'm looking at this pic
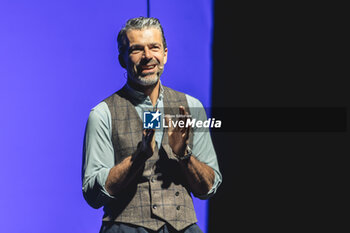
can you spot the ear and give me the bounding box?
[118,54,126,68]
[163,48,168,64]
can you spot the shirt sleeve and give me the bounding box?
[82,102,116,209]
[185,95,223,200]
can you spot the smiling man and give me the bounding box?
[82,17,222,233]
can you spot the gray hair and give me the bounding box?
[117,17,167,55]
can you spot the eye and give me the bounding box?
[129,48,142,54]
[129,46,143,54]
[150,44,161,51]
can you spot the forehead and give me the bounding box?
[126,28,163,46]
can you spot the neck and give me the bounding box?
[127,79,160,107]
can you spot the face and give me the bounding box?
[121,28,168,86]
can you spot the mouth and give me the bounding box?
[140,64,157,71]
[137,64,158,76]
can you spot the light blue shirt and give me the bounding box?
[82,84,222,209]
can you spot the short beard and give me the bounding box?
[135,73,159,86]
[129,67,164,87]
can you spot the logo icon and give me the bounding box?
[143,110,162,129]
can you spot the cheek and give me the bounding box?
[126,61,137,73]
[154,55,164,65]
[127,60,139,72]
[128,55,141,65]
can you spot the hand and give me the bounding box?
[134,129,155,160]
[165,106,190,157]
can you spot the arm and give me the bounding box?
[82,104,115,209]
[82,103,154,208]
[105,129,155,196]
[179,155,215,197]
[166,106,217,197]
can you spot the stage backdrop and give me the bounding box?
[0,1,213,232]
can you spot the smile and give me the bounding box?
[141,65,156,70]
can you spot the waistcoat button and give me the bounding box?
[176,206,181,210]
[153,204,157,209]
[175,191,180,196]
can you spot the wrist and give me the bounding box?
[132,142,152,162]
[175,145,192,161]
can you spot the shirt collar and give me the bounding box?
[124,80,164,105]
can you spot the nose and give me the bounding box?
[142,47,152,59]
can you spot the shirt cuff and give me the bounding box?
[82,167,116,209]
[195,170,222,200]
[98,167,116,200]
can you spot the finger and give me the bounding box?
[142,129,148,144]
[164,115,173,131]
[148,129,155,137]
[144,129,153,137]
[184,109,191,130]
[142,129,151,141]
[150,129,156,146]
[184,123,190,140]
[175,106,184,131]
[147,129,155,150]
[179,106,185,115]
[178,106,186,122]
[145,129,155,141]
[179,106,190,133]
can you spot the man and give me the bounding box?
[82,17,222,233]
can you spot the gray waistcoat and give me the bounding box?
[102,85,197,231]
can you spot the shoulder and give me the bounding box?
[91,101,110,116]
[184,94,208,121]
[88,101,111,127]
[185,94,204,109]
